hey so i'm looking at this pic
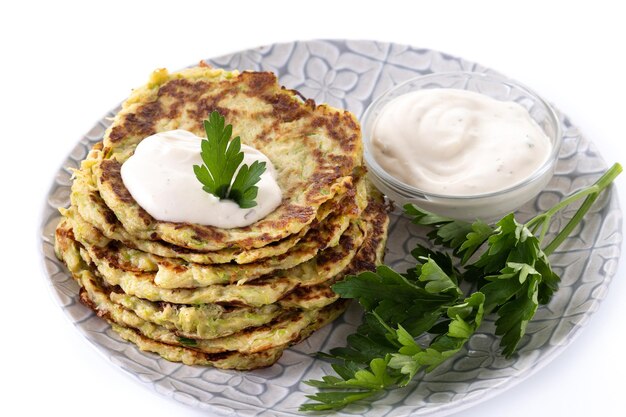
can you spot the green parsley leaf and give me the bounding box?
[458,220,494,263]
[300,163,622,412]
[302,257,466,411]
[405,204,495,264]
[193,111,266,208]
[493,276,539,356]
[300,389,380,412]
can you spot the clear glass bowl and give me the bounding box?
[362,71,562,221]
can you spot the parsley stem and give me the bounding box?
[527,163,622,255]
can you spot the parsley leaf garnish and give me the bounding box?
[193,111,266,208]
[301,258,484,411]
[301,163,622,412]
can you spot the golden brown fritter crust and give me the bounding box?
[95,68,363,251]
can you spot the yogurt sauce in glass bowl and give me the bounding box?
[362,72,562,221]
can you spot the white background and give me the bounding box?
[2,1,624,416]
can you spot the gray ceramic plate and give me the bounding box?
[40,40,622,417]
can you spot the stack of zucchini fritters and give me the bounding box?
[55,66,389,370]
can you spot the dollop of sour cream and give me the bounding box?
[120,130,282,228]
[371,89,553,196]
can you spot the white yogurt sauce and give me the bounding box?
[120,130,282,228]
[371,88,552,196]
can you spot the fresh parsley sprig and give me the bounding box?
[301,257,484,411]
[301,163,622,412]
[193,111,266,208]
